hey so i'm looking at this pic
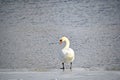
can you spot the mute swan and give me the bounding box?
[59,36,75,70]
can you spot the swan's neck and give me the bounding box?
[64,39,70,49]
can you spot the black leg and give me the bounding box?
[60,62,65,71]
[62,62,65,70]
[70,62,72,70]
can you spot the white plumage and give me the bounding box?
[61,48,74,63]
[59,36,75,70]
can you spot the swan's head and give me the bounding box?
[59,36,68,44]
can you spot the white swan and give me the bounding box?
[59,36,75,70]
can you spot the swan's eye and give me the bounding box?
[60,39,62,42]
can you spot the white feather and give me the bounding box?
[59,36,75,63]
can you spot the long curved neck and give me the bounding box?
[64,38,70,49]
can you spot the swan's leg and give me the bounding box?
[70,62,72,70]
[60,62,65,70]
[62,62,65,70]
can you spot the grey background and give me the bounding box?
[0,0,120,70]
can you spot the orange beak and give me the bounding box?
[59,40,62,45]
[59,41,62,45]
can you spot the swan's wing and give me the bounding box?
[68,48,75,55]
[62,48,74,56]
[61,48,75,62]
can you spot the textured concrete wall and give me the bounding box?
[0,0,120,70]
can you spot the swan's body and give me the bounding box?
[59,36,75,70]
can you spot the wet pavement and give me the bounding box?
[0,69,120,80]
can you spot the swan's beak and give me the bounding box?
[59,39,62,45]
[59,41,62,45]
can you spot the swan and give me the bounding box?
[59,36,75,70]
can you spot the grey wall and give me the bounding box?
[0,0,120,70]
